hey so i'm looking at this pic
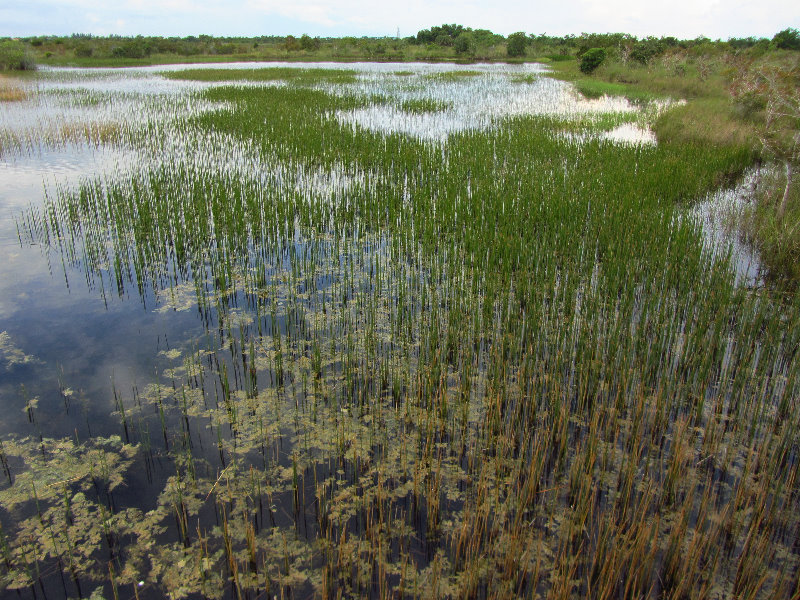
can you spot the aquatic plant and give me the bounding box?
[2,64,799,599]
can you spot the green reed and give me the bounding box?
[3,69,799,598]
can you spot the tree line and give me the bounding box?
[1,26,798,69]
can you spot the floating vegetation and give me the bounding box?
[1,63,799,599]
[0,332,40,370]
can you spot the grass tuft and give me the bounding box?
[163,67,359,85]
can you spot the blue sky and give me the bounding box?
[2,0,798,40]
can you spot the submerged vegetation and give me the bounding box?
[0,53,799,600]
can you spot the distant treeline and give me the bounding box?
[1,25,799,68]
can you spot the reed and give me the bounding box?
[1,62,798,599]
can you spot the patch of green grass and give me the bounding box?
[399,98,452,113]
[546,53,574,62]
[510,73,538,84]
[422,70,482,82]
[546,60,660,103]
[653,97,759,150]
[572,78,658,103]
[163,67,359,85]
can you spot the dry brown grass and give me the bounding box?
[0,79,27,102]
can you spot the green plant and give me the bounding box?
[300,34,321,51]
[772,27,800,51]
[579,47,607,73]
[0,39,36,70]
[454,32,475,56]
[630,37,665,64]
[506,32,527,57]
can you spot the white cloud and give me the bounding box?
[2,0,798,38]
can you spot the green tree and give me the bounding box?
[417,24,466,45]
[772,28,800,50]
[506,32,527,57]
[630,36,665,64]
[454,32,475,55]
[300,34,321,51]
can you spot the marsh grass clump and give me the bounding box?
[399,97,452,113]
[5,65,800,599]
[164,67,359,86]
[0,76,28,102]
[422,69,482,82]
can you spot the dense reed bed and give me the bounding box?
[2,65,798,599]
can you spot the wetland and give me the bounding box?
[0,61,798,599]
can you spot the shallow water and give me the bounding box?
[0,62,788,600]
[0,59,763,473]
[690,167,763,286]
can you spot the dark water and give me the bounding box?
[0,146,201,439]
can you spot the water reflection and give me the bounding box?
[690,167,763,286]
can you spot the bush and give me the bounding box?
[507,32,527,57]
[579,47,606,73]
[74,44,93,58]
[300,34,321,51]
[214,43,236,55]
[435,34,453,47]
[454,33,475,55]
[284,36,301,51]
[110,41,150,59]
[772,28,800,50]
[630,37,665,64]
[0,39,36,71]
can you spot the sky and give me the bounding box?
[2,0,798,40]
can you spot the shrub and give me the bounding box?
[630,37,665,64]
[214,43,236,55]
[435,34,453,47]
[772,28,800,50]
[110,41,150,59]
[579,47,606,73]
[75,44,93,58]
[507,32,527,57]
[0,39,36,71]
[300,34,321,51]
[454,33,475,55]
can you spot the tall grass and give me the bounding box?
[2,67,799,598]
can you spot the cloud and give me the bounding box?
[1,0,798,38]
